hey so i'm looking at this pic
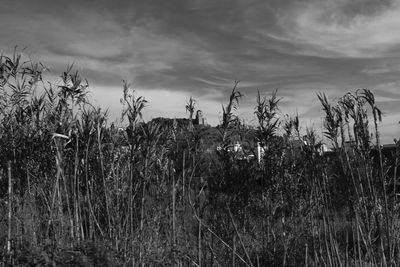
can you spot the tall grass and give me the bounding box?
[1,51,400,266]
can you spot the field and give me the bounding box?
[1,52,400,266]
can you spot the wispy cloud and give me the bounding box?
[274,0,400,58]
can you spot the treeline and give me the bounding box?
[1,51,400,266]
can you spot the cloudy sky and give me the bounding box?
[1,0,400,143]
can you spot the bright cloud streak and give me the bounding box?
[277,0,400,58]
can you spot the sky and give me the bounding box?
[1,0,400,143]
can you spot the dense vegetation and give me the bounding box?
[1,51,399,266]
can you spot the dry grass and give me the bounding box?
[1,50,399,266]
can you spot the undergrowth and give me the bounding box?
[1,50,399,266]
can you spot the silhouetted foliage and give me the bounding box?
[1,50,400,266]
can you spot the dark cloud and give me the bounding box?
[1,0,400,142]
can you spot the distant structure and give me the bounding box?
[257,142,264,164]
[193,110,205,125]
[233,141,242,153]
[143,111,207,130]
